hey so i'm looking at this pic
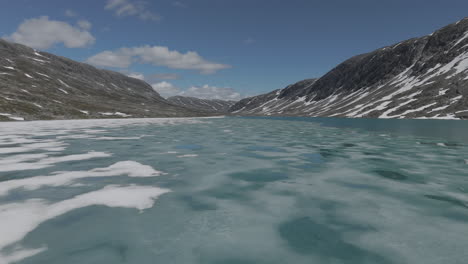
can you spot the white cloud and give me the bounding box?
[87,45,230,74]
[121,71,177,82]
[148,73,181,81]
[180,85,242,101]
[87,51,132,68]
[77,20,92,30]
[64,9,77,17]
[105,0,162,21]
[5,16,95,49]
[150,81,243,101]
[151,81,181,97]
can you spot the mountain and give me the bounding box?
[230,18,468,119]
[167,96,236,113]
[0,39,210,121]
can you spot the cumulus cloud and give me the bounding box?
[151,81,181,97]
[150,82,242,101]
[86,45,230,74]
[105,0,162,21]
[120,71,180,82]
[77,20,92,30]
[179,85,242,101]
[87,51,132,68]
[147,73,181,82]
[5,16,95,49]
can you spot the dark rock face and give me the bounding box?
[167,96,236,113]
[0,39,209,121]
[230,18,468,119]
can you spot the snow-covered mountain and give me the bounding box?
[167,96,236,113]
[230,18,468,119]
[0,39,209,121]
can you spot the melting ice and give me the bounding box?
[0,117,467,264]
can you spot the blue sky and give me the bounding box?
[1,0,468,100]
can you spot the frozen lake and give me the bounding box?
[0,116,467,264]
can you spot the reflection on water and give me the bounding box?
[0,116,467,264]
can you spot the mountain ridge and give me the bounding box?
[0,39,212,121]
[230,18,468,119]
[167,96,236,113]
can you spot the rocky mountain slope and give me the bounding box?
[0,39,209,121]
[231,18,468,119]
[167,96,236,113]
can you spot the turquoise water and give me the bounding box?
[0,117,467,264]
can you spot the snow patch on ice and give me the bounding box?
[177,154,198,158]
[0,247,47,264]
[0,151,111,172]
[0,161,164,196]
[0,141,67,154]
[0,185,170,263]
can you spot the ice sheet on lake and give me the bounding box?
[0,118,214,263]
[0,161,165,196]
[1,117,467,264]
[0,185,170,263]
[0,151,111,172]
